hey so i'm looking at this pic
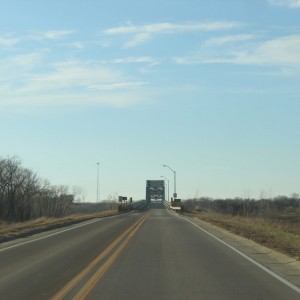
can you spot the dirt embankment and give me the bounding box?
[0,210,120,243]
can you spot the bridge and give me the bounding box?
[146,180,165,202]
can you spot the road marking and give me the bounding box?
[172,212,300,295]
[0,214,121,253]
[51,213,148,300]
[73,214,148,300]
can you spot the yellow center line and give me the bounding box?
[73,214,148,300]
[51,213,148,300]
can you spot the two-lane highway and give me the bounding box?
[0,203,299,299]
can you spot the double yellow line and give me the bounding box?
[51,213,148,300]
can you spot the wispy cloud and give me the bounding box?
[204,34,256,47]
[268,0,300,7]
[174,35,300,72]
[113,56,158,64]
[62,41,85,49]
[12,60,122,93]
[0,30,74,48]
[0,92,143,108]
[103,21,240,35]
[28,30,74,41]
[0,35,20,47]
[102,21,240,47]
[123,33,152,48]
[88,81,147,91]
[0,51,46,81]
[0,56,147,108]
[233,35,300,66]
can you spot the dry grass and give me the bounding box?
[0,210,119,239]
[186,211,300,260]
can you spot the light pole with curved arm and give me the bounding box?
[160,176,169,203]
[163,164,176,199]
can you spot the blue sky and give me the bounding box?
[1,0,300,201]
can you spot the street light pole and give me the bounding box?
[163,165,177,199]
[97,163,100,203]
[160,176,169,203]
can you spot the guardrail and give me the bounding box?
[132,200,146,209]
[164,201,182,211]
[164,201,171,208]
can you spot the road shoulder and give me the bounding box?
[180,213,300,288]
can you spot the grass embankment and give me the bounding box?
[185,211,300,260]
[0,210,119,241]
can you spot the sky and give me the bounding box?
[1,0,300,202]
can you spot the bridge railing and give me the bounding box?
[132,200,145,209]
[164,200,182,211]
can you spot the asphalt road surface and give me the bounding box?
[0,202,299,300]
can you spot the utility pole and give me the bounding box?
[97,163,100,202]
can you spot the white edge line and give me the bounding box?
[169,209,300,295]
[0,214,121,253]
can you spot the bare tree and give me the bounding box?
[0,157,74,222]
[72,185,86,203]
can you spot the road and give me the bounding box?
[0,202,299,300]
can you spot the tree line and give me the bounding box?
[0,157,74,222]
[183,195,300,220]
